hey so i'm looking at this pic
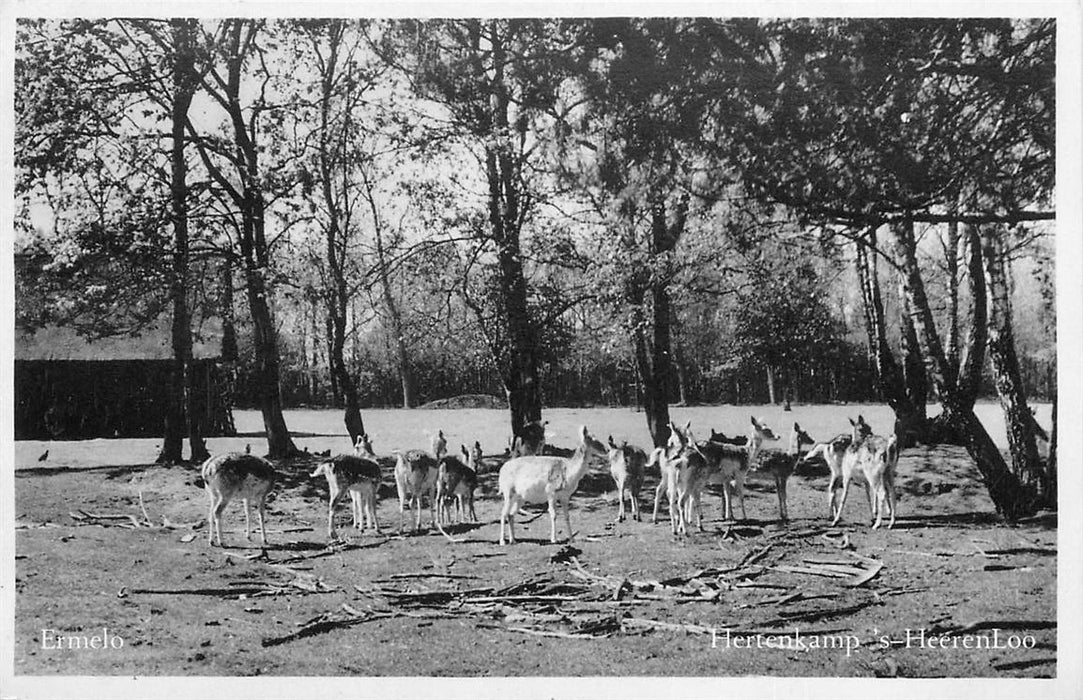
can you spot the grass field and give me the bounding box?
[12,403,1057,679]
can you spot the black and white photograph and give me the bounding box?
[2,3,1080,697]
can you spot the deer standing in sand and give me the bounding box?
[498,425,607,545]
[829,416,899,529]
[755,423,816,521]
[436,444,479,524]
[201,453,279,547]
[606,436,646,523]
[394,449,440,534]
[310,454,382,538]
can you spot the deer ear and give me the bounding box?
[580,425,589,440]
[608,435,617,448]
[848,417,856,426]
[461,444,468,457]
[794,422,800,431]
[683,421,692,433]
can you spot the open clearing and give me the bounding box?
[13,404,1056,677]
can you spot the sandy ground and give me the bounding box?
[12,405,1056,678]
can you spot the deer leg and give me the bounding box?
[369,489,381,533]
[863,478,875,521]
[563,496,574,543]
[429,488,438,530]
[206,491,219,546]
[670,489,680,535]
[885,472,897,529]
[242,498,252,541]
[350,492,361,531]
[548,496,559,544]
[782,475,790,521]
[871,484,884,530]
[653,481,665,523]
[827,471,841,519]
[735,472,747,522]
[256,497,268,546]
[499,494,512,545]
[832,476,853,527]
[327,492,340,539]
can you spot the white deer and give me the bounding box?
[498,425,607,545]
[201,453,278,547]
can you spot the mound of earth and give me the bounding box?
[419,393,507,409]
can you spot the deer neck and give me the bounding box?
[562,444,593,491]
[747,432,764,463]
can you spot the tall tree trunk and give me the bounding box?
[1047,392,1057,503]
[892,219,1032,520]
[898,267,929,425]
[673,346,691,406]
[224,20,298,459]
[242,243,298,457]
[220,257,238,362]
[372,223,415,409]
[647,261,673,442]
[944,218,961,370]
[484,22,542,440]
[981,226,1044,497]
[314,23,366,441]
[630,195,688,448]
[158,18,207,465]
[954,224,988,406]
[765,365,777,405]
[854,229,923,445]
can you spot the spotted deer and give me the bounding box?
[201,453,278,548]
[310,454,382,538]
[755,422,816,521]
[831,416,899,529]
[606,436,646,523]
[802,416,875,520]
[665,422,712,535]
[696,417,781,522]
[649,444,678,525]
[435,445,479,525]
[394,449,440,534]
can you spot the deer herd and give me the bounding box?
[200,414,900,548]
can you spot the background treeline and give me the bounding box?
[14,18,1056,519]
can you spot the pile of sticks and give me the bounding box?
[260,539,887,647]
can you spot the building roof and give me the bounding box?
[15,317,224,361]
